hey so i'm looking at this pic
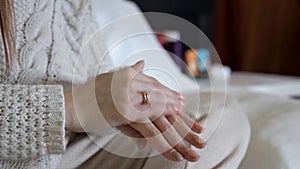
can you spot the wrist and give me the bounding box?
[64,89,74,131]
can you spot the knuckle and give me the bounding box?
[122,68,134,78]
[161,123,173,132]
[149,77,160,85]
[123,67,131,73]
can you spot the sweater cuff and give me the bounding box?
[0,85,65,159]
[41,85,66,154]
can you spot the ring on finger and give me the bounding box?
[140,91,149,105]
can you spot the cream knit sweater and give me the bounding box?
[0,0,110,168]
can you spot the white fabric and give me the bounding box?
[57,92,250,169]
[234,91,300,169]
[93,0,199,93]
[248,81,300,98]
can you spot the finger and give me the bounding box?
[144,104,180,122]
[161,104,181,117]
[130,89,182,112]
[179,113,203,133]
[147,91,182,118]
[134,73,183,98]
[167,115,206,149]
[130,122,184,162]
[149,90,183,109]
[129,90,180,120]
[130,60,145,72]
[130,80,183,108]
[154,116,200,162]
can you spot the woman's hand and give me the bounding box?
[64,61,182,132]
[64,60,206,162]
[128,113,206,162]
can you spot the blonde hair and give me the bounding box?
[0,0,16,77]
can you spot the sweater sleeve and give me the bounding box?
[0,84,65,160]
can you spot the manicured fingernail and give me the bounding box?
[195,123,203,132]
[193,135,206,148]
[193,135,206,145]
[199,142,207,148]
[171,150,183,161]
[186,148,200,158]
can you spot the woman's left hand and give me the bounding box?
[118,112,206,162]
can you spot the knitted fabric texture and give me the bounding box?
[0,0,111,168]
[0,84,65,159]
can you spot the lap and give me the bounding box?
[57,132,186,169]
[58,92,250,169]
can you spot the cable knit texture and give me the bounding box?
[0,0,111,168]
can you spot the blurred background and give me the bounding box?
[130,0,300,76]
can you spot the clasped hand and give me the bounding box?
[64,61,206,162]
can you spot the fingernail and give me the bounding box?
[193,135,205,144]
[199,142,207,148]
[195,123,203,132]
[171,150,183,161]
[185,148,200,158]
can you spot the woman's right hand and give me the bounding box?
[64,61,206,162]
[65,61,183,133]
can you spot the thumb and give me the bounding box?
[131,60,145,72]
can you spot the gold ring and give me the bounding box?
[140,91,149,105]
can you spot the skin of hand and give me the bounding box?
[64,61,206,162]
